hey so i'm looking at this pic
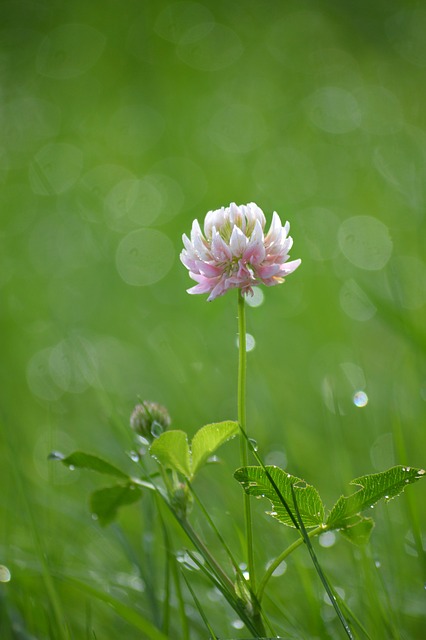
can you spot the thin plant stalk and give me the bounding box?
[290,484,354,640]
[181,571,219,640]
[237,290,255,591]
[257,526,323,601]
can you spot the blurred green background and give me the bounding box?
[1,0,425,638]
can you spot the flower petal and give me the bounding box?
[230,225,247,256]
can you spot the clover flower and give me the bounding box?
[180,202,301,301]
[130,401,171,441]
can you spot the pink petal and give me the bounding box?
[278,258,302,275]
[230,225,247,256]
[211,230,232,262]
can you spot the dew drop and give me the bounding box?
[231,619,245,630]
[128,450,139,462]
[91,513,98,521]
[319,531,336,548]
[375,560,381,568]
[48,450,64,461]
[176,551,203,571]
[68,465,75,471]
[353,390,368,407]
[151,421,164,438]
[248,438,258,451]
[0,565,11,582]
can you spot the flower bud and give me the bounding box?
[171,482,192,519]
[130,401,171,442]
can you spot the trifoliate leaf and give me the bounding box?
[191,421,239,476]
[327,465,425,530]
[234,465,324,528]
[149,421,238,480]
[338,515,375,546]
[149,431,191,477]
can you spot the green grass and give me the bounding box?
[1,0,425,637]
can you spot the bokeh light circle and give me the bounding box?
[388,255,426,309]
[36,23,106,79]
[176,23,243,71]
[339,279,377,322]
[338,215,393,270]
[305,87,361,134]
[29,143,83,195]
[155,2,214,43]
[115,229,175,286]
[353,390,368,407]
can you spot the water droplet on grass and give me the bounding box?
[48,451,64,461]
[231,619,245,630]
[0,565,11,582]
[353,390,368,407]
[248,438,258,451]
[128,451,139,462]
[176,551,203,571]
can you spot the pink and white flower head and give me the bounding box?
[180,202,301,301]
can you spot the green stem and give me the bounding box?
[237,290,255,591]
[189,483,243,575]
[257,526,324,601]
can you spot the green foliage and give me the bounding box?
[150,421,239,480]
[59,451,129,479]
[338,516,375,546]
[327,465,425,529]
[149,430,191,477]
[234,465,325,528]
[235,464,425,544]
[90,483,142,526]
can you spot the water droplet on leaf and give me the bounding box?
[128,450,139,462]
[248,438,258,451]
[48,450,64,461]
[150,421,164,438]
